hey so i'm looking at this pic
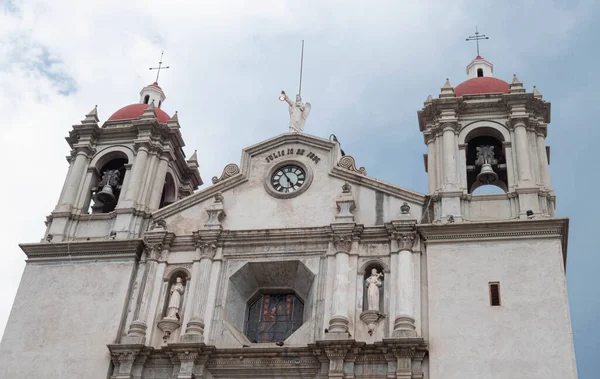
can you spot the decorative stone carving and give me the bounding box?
[205,193,226,229]
[145,242,163,261]
[334,183,356,223]
[475,145,498,166]
[200,241,217,258]
[211,164,240,184]
[396,232,416,251]
[149,218,167,231]
[360,310,385,336]
[333,235,353,252]
[338,155,367,175]
[400,202,410,215]
[280,90,311,133]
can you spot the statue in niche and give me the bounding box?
[166,277,184,319]
[365,268,384,311]
[280,90,311,133]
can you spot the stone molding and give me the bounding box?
[419,218,569,267]
[20,239,144,263]
[106,341,430,378]
[418,93,551,134]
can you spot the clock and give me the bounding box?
[271,165,306,193]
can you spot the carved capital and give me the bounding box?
[396,232,416,251]
[144,242,163,261]
[333,235,353,252]
[200,241,218,258]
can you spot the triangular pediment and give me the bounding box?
[153,133,425,234]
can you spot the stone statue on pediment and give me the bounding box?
[280,90,311,133]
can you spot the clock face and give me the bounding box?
[271,165,306,193]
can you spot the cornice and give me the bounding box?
[417,92,551,136]
[20,239,144,263]
[418,218,569,267]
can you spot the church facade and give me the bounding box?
[0,56,578,379]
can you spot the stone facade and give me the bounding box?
[0,57,578,379]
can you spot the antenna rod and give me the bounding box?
[298,40,304,96]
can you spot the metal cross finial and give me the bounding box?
[466,26,489,56]
[149,51,170,83]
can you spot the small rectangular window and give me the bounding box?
[489,282,501,306]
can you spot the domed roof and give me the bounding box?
[454,77,509,97]
[108,103,170,123]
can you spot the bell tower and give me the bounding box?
[45,82,202,242]
[418,55,553,223]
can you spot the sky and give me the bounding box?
[0,0,598,376]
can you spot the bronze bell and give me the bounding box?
[95,184,116,204]
[477,163,498,184]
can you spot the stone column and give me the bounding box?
[148,155,170,210]
[442,123,458,189]
[56,149,90,211]
[503,141,516,189]
[122,242,162,344]
[392,232,417,338]
[513,120,532,184]
[138,151,158,208]
[123,144,149,205]
[180,242,216,343]
[426,135,436,194]
[458,143,467,191]
[536,132,551,188]
[327,236,352,339]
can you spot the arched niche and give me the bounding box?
[361,260,387,313]
[161,269,190,320]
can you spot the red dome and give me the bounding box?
[454,77,509,97]
[108,104,170,123]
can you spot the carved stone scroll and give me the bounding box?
[211,163,240,184]
[338,156,367,175]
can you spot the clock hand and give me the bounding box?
[282,172,294,186]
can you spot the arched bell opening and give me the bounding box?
[143,95,150,104]
[90,156,127,213]
[465,128,508,194]
[159,172,177,209]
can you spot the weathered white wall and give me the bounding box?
[426,238,577,379]
[0,259,135,379]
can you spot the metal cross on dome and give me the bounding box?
[149,51,170,83]
[466,27,489,56]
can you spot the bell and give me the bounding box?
[477,163,498,184]
[95,184,116,204]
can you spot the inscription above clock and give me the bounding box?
[271,165,306,193]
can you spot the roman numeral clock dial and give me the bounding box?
[271,165,306,193]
